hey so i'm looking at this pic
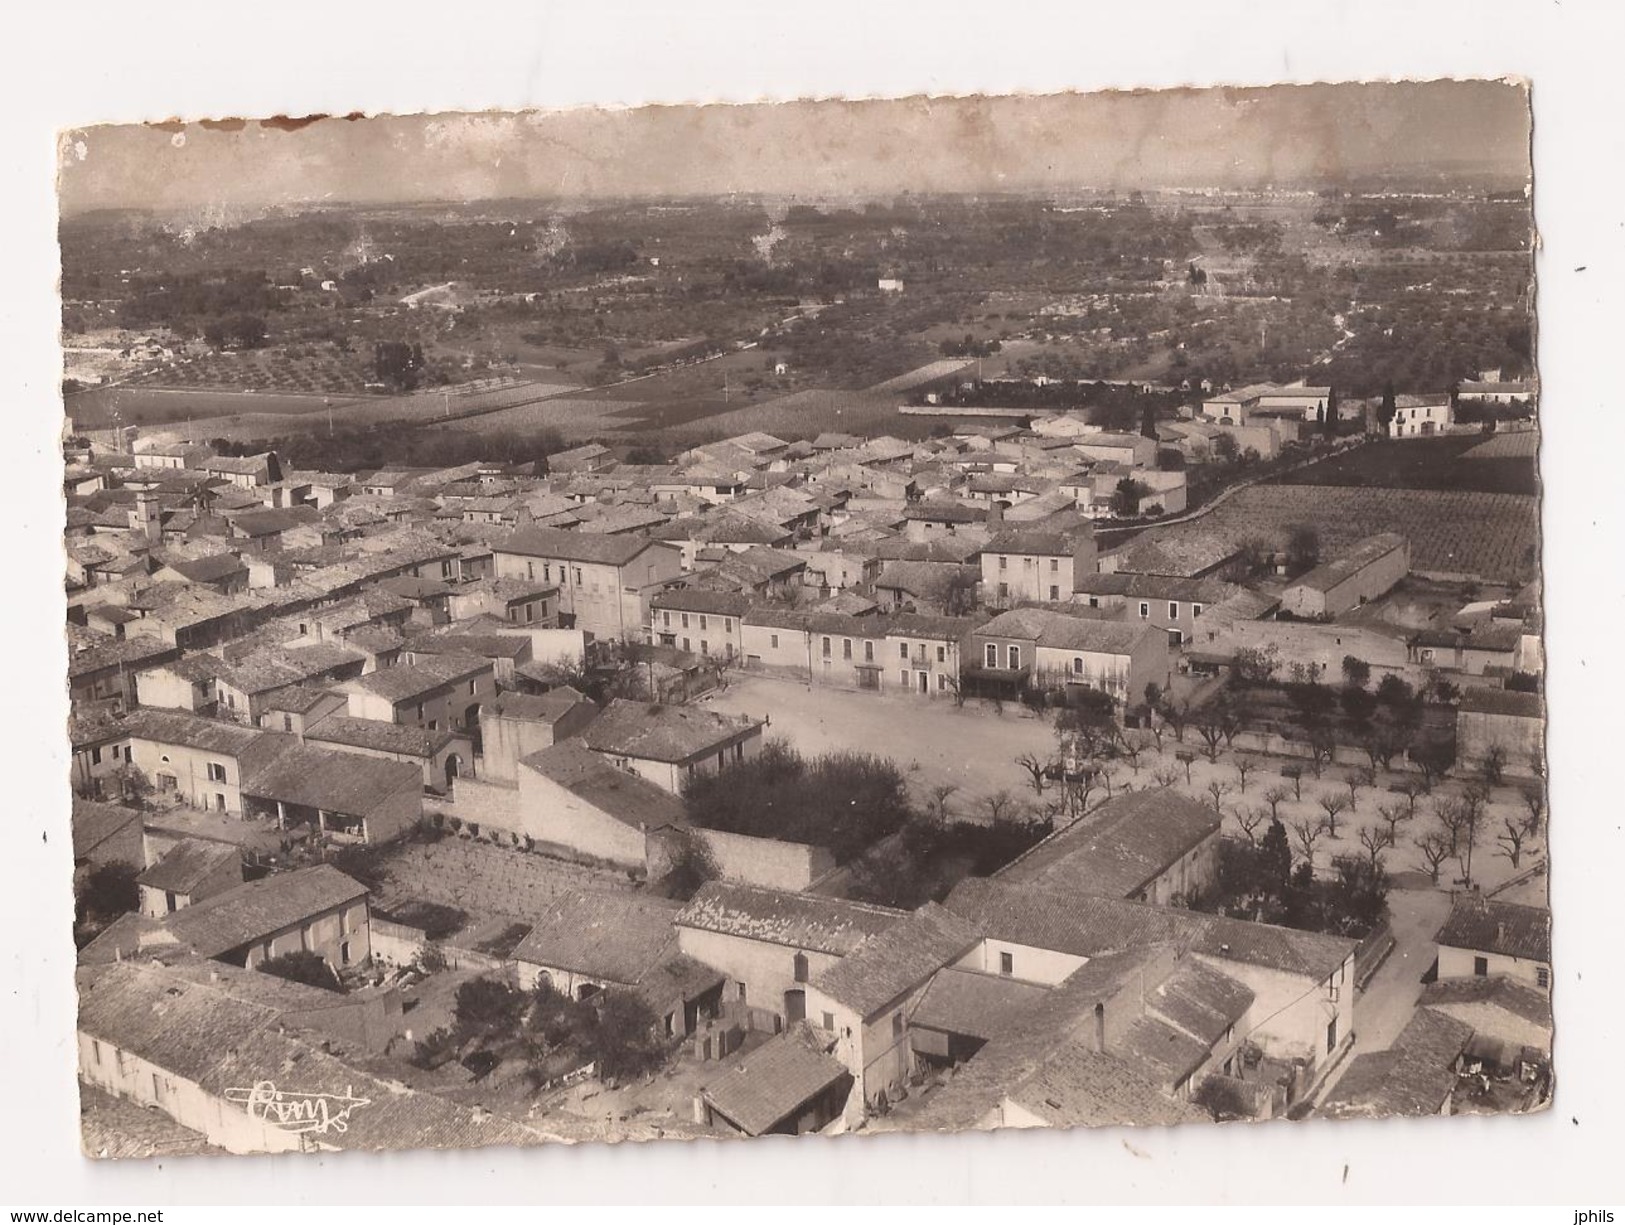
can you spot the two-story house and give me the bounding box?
[493,527,683,641]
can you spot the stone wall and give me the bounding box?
[375,835,635,923]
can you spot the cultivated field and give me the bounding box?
[1274,434,1538,496]
[1463,429,1540,460]
[1131,484,1541,585]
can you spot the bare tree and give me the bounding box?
[1433,796,1469,857]
[1234,804,1269,847]
[1098,763,1120,800]
[1205,779,1231,814]
[1165,701,1190,744]
[1144,708,1166,753]
[1496,816,1531,870]
[1480,744,1508,788]
[983,790,1016,825]
[1120,733,1147,775]
[1063,774,1097,819]
[1376,801,1414,848]
[1397,777,1429,817]
[1521,784,1546,837]
[1261,784,1293,822]
[1291,815,1329,869]
[1281,763,1304,802]
[1457,783,1490,885]
[1345,766,1376,812]
[1014,753,1048,796]
[1152,765,1182,790]
[1357,824,1392,871]
[1233,758,1257,794]
[1176,750,1198,786]
[1195,717,1225,764]
[926,783,960,826]
[1415,829,1454,885]
[1306,729,1337,779]
[1316,791,1351,838]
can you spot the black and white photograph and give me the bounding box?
[53,77,1554,1158]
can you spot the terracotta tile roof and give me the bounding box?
[998,790,1221,899]
[1434,896,1550,963]
[1145,958,1254,1046]
[163,865,368,960]
[304,714,450,757]
[1116,1015,1210,1086]
[582,699,762,764]
[495,526,670,567]
[519,740,687,831]
[975,608,1153,655]
[945,878,1354,981]
[699,1023,852,1136]
[512,890,683,986]
[676,881,903,956]
[344,654,491,703]
[1419,976,1553,1030]
[71,798,142,861]
[809,903,981,1017]
[1319,1009,1474,1119]
[122,710,289,771]
[243,745,421,815]
[911,967,1052,1041]
[1004,1043,1209,1128]
[135,838,240,895]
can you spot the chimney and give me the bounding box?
[987,502,1004,526]
[208,968,220,984]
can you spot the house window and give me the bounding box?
[999,951,1014,977]
[1537,966,1550,989]
[1193,604,1204,618]
[770,634,779,649]
[340,941,351,965]
[662,611,671,628]
[999,555,1008,570]
[91,1040,101,1066]
[821,636,831,658]
[544,564,553,582]
[1088,596,1100,608]
[842,639,852,660]
[1473,956,1489,977]
[681,614,690,629]
[1049,558,1059,572]
[937,674,948,691]
[701,640,710,655]
[1139,602,1150,619]
[892,1012,905,1038]
[206,762,227,783]
[864,641,874,662]
[936,645,946,662]
[469,680,477,696]
[985,643,997,668]
[1008,645,1021,670]
[725,618,733,632]
[682,638,690,652]
[416,703,426,721]
[900,669,909,686]
[737,982,748,1004]
[821,1011,835,1031]
[1169,602,1180,619]
[1049,585,1060,601]
[90,746,102,765]
[1073,657,1083,675]
[793,952,809,983]
[1326,1017,1338,1051]
[282,714,293,733]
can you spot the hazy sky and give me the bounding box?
[59,80,1530,215]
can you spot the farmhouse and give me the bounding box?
[1388,395,1453,439]
[581,698,765,794]
[1280,533,1410,619]
[977,529,1098,607]
[492,527,683,641]
[1434,896,1551,992]
[968,608,1171,706]
[1455,686,1544,777]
